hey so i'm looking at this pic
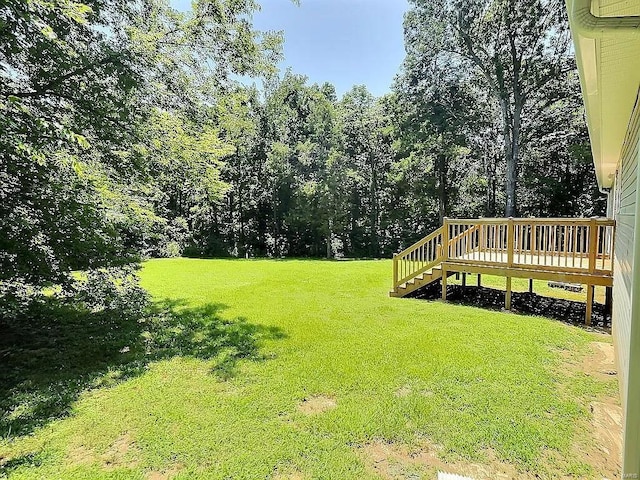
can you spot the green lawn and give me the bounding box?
[0,259,617,479]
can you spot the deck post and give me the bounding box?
[506,277,512,310]
[507,217,515,267]
[462,272,467,288]
[529,278,534,294]
[441,266,448,301]
[605,286,613,317]
[442,218,449,261]
[588,217,598,273]
[392,253,398,288]
[586,284,594,325]
[477,274,482,287]
[531,223,537,261]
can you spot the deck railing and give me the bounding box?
[393,217,615,287]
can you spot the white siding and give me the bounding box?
[598,0,640,16]
[613,91,640,477]
[613,94,638,409]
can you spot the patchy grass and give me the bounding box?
[0,259,618,479]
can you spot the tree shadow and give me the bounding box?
[409,283,611,331]
[0,294,286,442]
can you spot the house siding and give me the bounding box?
[613,98,638,407]
[613,90,640,476]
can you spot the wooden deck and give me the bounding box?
[390,217,615,325]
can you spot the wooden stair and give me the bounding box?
[389,265,444,297]
[389,224,450,298]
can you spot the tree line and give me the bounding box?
[1,0,605,293]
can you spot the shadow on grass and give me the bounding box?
[409,282,611,331]
[0,296,286,443]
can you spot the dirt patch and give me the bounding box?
[585,342,617,378]
[68,445,95,465]
[273,470,306,480]
[101,433,139,470]
[561,341,617,380]
[358,440,530,480]
[146,464,184,480]
[395,385,412,397]
[68,433,140,471]
[585,401,623,477]
[562,341,622,478]
[297,395,336,415]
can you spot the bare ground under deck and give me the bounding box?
[408,282,611,330]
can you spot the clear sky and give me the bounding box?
[171,0,409,97]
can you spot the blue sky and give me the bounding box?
[171,0,409,97]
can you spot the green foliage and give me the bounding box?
[1,0,606,276]
[1,0,282,287]
[396,0,604,221]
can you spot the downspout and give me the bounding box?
[569,0,640,38]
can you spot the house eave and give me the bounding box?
[565,0,640,190]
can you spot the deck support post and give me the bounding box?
[507,217,515,267]
[442,218,449,261]
[529,278,534,294]
[506,277,512,310]
[462,273,467,288]
[605,286,613,317]
[392,253,398,290]
[441,266,448,301]
[586,284,594,325]
[477,274,481,287]
[588,217,598,273]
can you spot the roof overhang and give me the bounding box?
[565,0,640,189]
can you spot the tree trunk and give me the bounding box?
[272,187,279,257]
[500,96,520,218]
[483,154,497,216]
[326,218,332,259]
[238,182,246,256]
[505,102,522,217]
[369,155,379,258]
[437,152,447,225]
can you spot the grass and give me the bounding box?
[0,259,617,479]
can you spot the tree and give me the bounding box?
[518,71,605,217]
[395,55,475,225]
[0,0,282,286]
[404,0,573,216]
[340,86,393,257]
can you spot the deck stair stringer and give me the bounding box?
[389,265,445,297]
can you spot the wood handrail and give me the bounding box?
[396,226,444,258]
[448,224,479,244]
[448,217,614,226]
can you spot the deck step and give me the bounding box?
[390,265,444,297]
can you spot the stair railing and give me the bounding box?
[393,226,445,287]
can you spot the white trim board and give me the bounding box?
[437,473,474,480]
